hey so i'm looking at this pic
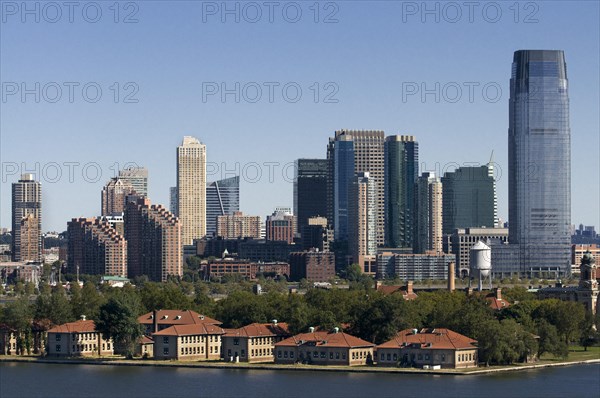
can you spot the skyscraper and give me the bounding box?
[441,163,498,234]
[294,159,328,233]
[177,136,207,245]
[509,50,571,276]
[348,172,377,265]
[414,172,443,254]
[384,135,418,248]
[331,130,385,245]
[329,133,355,240]
[11,174,42,262]
[101,177,135,216]
[206,176,240,238]
[118,167,148,198]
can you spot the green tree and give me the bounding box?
[95,294,144,358]
[0,297,34,355]
[537,319,568,358]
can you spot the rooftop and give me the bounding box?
[377,328,477,350]
[47,319,97,334]
[275,330,374,348]
[223,322,290,338]
[138,310,221,326]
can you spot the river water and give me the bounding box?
[1,362,599,398]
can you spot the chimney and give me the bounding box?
[80,315,86,321]
[407,281,413,295]
[272,319,278,325]
[309,326,315,333]
[375,280,383,290]
[153,309,158,334]
[448,262,456,292]
[495,288,502,300]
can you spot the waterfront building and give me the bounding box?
[288,251,335,282]
[177,136,207,245]
[441,163,498,235]
[274,328,375,366]
[294,159,328,233]
[153,324,225,361]
[266,208,296,244]
[222,321,290,363]
[384,135,418,248]
[46,317,114,357]
[376,328,478,369]
[206,176,240,238]
[444,227,509,278]
[509,50,571,276]
[101,177,135,216]
[118,167,148,197]
[376,252,454,280]
[217,211,261,239]
[138,310,221,336]
[348,172,377,265]
[67,218,127,277]
[11,174,42,262]
[414,172,442,254]
[125,196,181,282]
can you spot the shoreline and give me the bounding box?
[1,356,598,376]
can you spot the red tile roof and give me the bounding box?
[486,296,511,310]
[376,285,418,300]
[223,322,290,338]
[47,319,97,334]
[138,310,221,327]
[275,330,374,348]
[153,323,226,337]
[377,328,477,350]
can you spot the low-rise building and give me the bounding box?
[222,321,290,363]
[486,288,511,310]
[46,317,114,357]
[204,260,289,281]
[153,324,225,361]
[289,251,335,282]
[376,328,478,369]
[274,328,375,366]
[138,310,221,336]
[375,280,418,300]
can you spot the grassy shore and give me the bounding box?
[1,347,598,376]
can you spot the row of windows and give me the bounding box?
[250,337,274,346]
[180,346,204,355]
[457,352,476,362]
[72,344,97,352]
[351,351,370,360]
[251,348,273,357]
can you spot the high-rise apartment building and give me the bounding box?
[329,130,385,245]
[508,50,571,276]
[328,133,355,240]
[67,218,128,277]
[294,159,328,233]
[125,196,182,282]
[414,172,442,254]
[216,211,261,239]
[118,167,148,197]
[266,208,296,244]
[441,163,498,234]
[384,135,418,248]
[206,176,240,238]
[348,172,377,265]
[101,177,136,216]
[11,174,42,262]
[177,136,207,245]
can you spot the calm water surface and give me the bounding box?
[1,362,599,398]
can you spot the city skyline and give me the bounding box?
[1,3,598,233]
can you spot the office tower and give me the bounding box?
[118,167,148,197]
[169,187,178,216]
[67,218,127,277]
[206,176,240,238]
[301,216,333,252]
[509,50,571,276]
[294,159,328,233]
[327,133,355,240]
[11,174,42,262]
[101,177,136,216]
[414,172,442,254]
[216,211,261,239]
[329,130,385,244]
[266,208,296,244]
[384,135,419,248]
[348,172,377,264]
[125,196,182,282]
[177,136,207,245]
[441,163,498,234]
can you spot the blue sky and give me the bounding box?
[1,0,599,232]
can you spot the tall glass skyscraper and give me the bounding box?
[332,134,355,240]
[384,135,418,248]
[294,159,328,233]
[206,176,240,238]
[508,50,571,276]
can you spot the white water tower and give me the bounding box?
[470,240,492,291]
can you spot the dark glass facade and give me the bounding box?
[293,159,328,233]
[508,50,571,276]
[206,176,240,238]
[333,136,355,240]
